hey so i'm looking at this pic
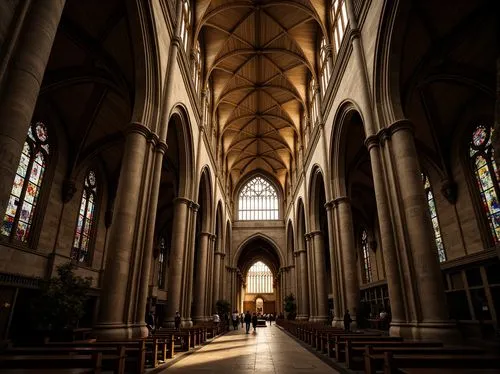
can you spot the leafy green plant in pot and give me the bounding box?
[31,263,92,341]
[284,293,296,320]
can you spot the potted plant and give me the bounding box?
[284,293,296,320]
[30,263,92,342]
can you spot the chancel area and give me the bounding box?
[0,0,499,372]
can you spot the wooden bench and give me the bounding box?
[331,335,402,360]
[365,351,500,374]
[342,340,444,367]
[154,330,191,351]
[44,339,146,373]
[0,350,124,374]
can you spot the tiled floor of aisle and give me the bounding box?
[160,323,340,374]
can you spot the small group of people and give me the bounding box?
[243,310,258,333]
[146,310,182,336]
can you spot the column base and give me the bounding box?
[296,314,309,321]
[390,321,461,344]
[93,323,147,340]
[181,318,193,328]
[308,315,329,323]
[332,318,343,328]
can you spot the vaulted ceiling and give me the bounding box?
[195,0,326,191]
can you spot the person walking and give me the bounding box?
[232,310,239,330]
[244,310,251,333]
[240,313,244,328]
[251,312,258,332]
[343,309,353,332]
[174,311,181,331]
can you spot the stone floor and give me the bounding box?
[160,323,340,374]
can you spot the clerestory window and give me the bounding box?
[71,169,98,265]
[247,261,273,293]
[422,173,446,262]
[469,124,500,243]
[180,0,191,52]
[238,176,279,220]
[361,229,373,283]
[320,37,331,94]
[1,122,50,244]
[331,0,348,55]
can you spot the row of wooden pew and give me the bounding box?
[276,320,500,374]
[0,322,227,373]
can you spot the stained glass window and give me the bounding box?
[157,237,168,289]
[71,170,97,264]
[331,0,348,54]
[469,124,500,243]
[247,261,273,293]
[238,176,278,220]
[361,229,373,283]
[1,122,49,243]
[422,173,446,262]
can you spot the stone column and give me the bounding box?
[325,201,342,326]
[309,231,329,322]
[134,137,167,337]
[335,197,360,326]
[296,249,309,319]
[365,136,407,333]
[193,231,211,323]
[94,124,149,339]
[0,0,66,217]
[388,121,458,341]
[213,251,223,311]
[164,197,191,327]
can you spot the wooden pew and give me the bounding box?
[342,340,444,367]
[154,330,191,351]
[331,335,402,360]
[0,349,125,374]
[364,350,500,374]
[44,339,146,373]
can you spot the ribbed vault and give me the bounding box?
[196,0,325,190]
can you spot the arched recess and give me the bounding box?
[212,201,224,308]
[295,198,309,319]
[192,167,213,321]
[236,235,283,315]
[286,220,295,297]
[308,166,330,320]
[330,100,366,197]
[167,105,195,199]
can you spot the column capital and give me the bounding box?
[307,230,323,238]
[155,140,168,154]
[294,249,306,256]
[364,134,379,150]
[333,196,350,206]
[199,231,214,238]
[214,251,225,258]
[324,200,334,211]
[189,201,200,212]
[173,196,194,207]
[171,36,182,48]
[388,119,414,136]
[378,128,391,145]
[126,122,151,138]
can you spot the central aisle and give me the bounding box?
[162,323,339,374]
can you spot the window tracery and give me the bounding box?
[331,0,348,55]
[1,122,49,243]
[469,124,500,243]
[422,173,446,262]
[238,176,279,220]
[71,169,97,264]
[361,229,373,283]
[157,236,168,289]
[247,261,273,293]
[309,79,318,125]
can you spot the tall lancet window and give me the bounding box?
[320,37,331,94]
[192,40,202,92]
[157,237,168,289]
[422,173,446,262]
[247,261,273,293]
[238,176,278,220]
[71,170,97,264]
[180,0,191,51]
[1,122,50,243]
[469,124,500,243]
[309,78,318,125]
[361,229,372,283]
[331,0,348,54]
